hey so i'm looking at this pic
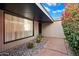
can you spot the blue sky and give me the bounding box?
[41,3,65,20]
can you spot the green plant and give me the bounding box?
[27,42,35,49]
[36,39,41,43]
[62,4,79,55]
[36,34,43,43]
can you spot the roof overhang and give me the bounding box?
[36,3,54,22]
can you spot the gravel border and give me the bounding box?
[0,39,47,56]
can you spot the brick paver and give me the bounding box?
[37,37,68,56]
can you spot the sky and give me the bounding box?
[41,3,65,20]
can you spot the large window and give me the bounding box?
[5,13,33,43]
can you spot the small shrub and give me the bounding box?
[27,42,35,49]
[36,39,41,43]
[36,34,43,43]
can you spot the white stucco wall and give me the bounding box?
[42,21,65,38]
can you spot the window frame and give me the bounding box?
[3,10,34,44]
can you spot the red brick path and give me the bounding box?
[37,37,68,56]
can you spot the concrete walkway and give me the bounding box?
[36,37,68,56]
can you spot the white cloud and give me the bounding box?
[57,10,62,12]
[52,3,57,6]
[44,6,50,12]
[47,3,53,6]
[52,10,62,13]
[62,9,65,12]
[52,10,57,13]
[47,3,56,6]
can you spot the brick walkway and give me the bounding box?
[0,37,70,56]
[36,37,68,56]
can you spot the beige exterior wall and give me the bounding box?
[34,21,39,37]
[0,9,39,51]
[0,10,4,52]
[42,21,65,38]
